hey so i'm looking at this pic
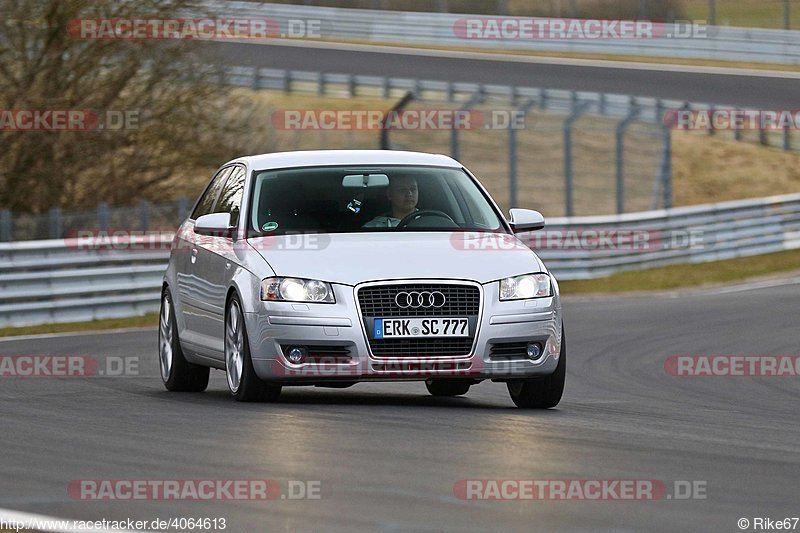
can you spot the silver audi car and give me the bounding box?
[159,150,565,408]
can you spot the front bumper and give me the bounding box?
[244,280,562,383]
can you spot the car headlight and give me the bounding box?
[500,273,551,300]
[261,277,335,303]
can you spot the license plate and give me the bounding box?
[373,318,469,339]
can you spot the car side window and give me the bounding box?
[216,166,246,227]
[191,166,233,220]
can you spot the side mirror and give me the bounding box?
[194,213,232,237]
[508,209,545,233]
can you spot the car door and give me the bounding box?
[191,165,247,360]
[176,166,233,350]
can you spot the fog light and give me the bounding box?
[526,342,543,360]
[286,346,307,364]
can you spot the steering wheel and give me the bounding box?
[396,210,458,229]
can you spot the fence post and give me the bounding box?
[498,0,509,15]
[178,197,190,221]
[708,0,716,26]
[615,98,641,215]
[568,0,578,18]
[348,74,357,98]
[282,69,290,92]
[97,202,109,232]
[785,0,791,30]
[0,209,11,242]
[252,68,261,90]
[663,127,673,209]
[563,96,591,217]
[318,72,325,96]
[759,123,768,146]
[48,207,62,239]
[139,200,151,232]
[655,100,673,210]
[708,105,716,136]
[508,97,539,209]
[380,91,416,150]
[382,76,391,99]
[451,86,485,161]
[734,108,742,141]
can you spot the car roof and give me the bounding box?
[228,150,462,171]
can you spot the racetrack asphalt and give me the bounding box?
[1,281,798,532]
[201,41,800,108]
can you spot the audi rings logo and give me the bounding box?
[394,291,446,309]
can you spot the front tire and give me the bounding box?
[425,379,471,397]
[159,289,210,392]
[225,295,282,403]
[507,325,566,409]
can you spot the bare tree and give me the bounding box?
[0,0,277,213]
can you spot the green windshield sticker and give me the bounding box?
[262,221,279,232]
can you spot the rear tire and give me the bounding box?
[507,325,566,409]
[225,295,282,403]
[425,379,471,397]
[159,289,210,392]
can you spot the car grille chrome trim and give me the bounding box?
[355,280,483,359]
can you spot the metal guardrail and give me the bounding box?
[0,237,170,328]
[538,193,800,279]
[2,193,799,328]
[227,65,675,124]
[212,2,800,65]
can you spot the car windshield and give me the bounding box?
[248,165,506,235]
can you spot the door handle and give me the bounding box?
[191,248,198,264]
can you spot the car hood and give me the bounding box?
[247,232,545,285]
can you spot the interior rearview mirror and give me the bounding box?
[342,173,390,188]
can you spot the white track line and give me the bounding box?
[243,39,800,79]
[700,276,800,295]
[565,275,800,301]
[0,507,149,533]
[0,327,154,343]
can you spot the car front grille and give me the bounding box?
[357,283,481,358]
[357,283,480,318]
[367,338,475,357]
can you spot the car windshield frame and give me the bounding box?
[244,164,511,237]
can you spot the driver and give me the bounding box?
[362,174,419,228]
